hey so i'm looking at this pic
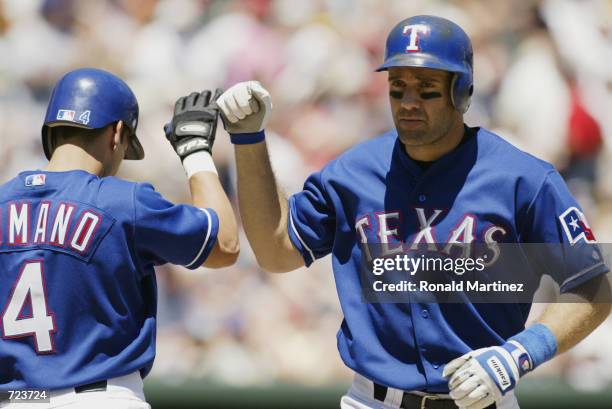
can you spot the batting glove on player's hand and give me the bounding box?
[164,89,222,161]
[443,342,532,409]
[216,81,272,134]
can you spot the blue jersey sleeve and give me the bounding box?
[133,183,219,270]
[521,171,608,292]
[287,170,336,266]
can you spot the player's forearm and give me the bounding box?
[537,274,611,354]
[217,81,304,272]
[189,172,239,267]
[164,89,238,267]
[235,142,303,272]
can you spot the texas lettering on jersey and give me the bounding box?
[0,200,112,261]
[355,207,507,261]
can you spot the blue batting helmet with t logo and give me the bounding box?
[377,15,474,113]
[42,68,143,160]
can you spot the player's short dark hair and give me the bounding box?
[53,125,107,141]
[50,122,129,153]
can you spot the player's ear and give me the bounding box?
[111,121,125,152]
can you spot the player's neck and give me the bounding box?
[403,123,465,162]
[44,145,105,176]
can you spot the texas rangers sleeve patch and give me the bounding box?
[559,207,596,245]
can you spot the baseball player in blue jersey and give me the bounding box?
[0,68,239,408]
[214,15,611,409]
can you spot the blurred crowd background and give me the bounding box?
[1,0,612,393]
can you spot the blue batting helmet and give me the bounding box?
[42,68,143,160]
[377,15,473,113]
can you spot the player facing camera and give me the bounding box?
[219,14,610,409]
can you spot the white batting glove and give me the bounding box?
[443,342,531,409]
[216,81,273,134]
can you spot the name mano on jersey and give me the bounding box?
[0,200,113,260]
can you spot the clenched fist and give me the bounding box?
[216,81,272,135]
[165,89,222,161]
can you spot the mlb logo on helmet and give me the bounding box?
[57,109,76,121]
[559,206,596,244]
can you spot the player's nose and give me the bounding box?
[398,88,423,109]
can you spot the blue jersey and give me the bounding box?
[287,126,608,392]
[0,170,218,389]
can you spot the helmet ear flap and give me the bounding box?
[42,126,54,160]
[450,72,473,114]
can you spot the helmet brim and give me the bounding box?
[376,53,467,74]
[125,134,144,160]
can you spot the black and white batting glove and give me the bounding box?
[164,89,222,161]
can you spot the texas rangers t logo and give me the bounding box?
[559,207,596,244]
[402,24,428,52]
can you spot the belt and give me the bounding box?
[74,380,108,393]
[374,383,496,409]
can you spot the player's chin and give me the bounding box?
[398,135,429,148]
[397,124,429,143]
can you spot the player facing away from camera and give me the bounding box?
[215,15,611,409]
[0,68,239,408]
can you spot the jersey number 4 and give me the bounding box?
[2,261,56,354]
